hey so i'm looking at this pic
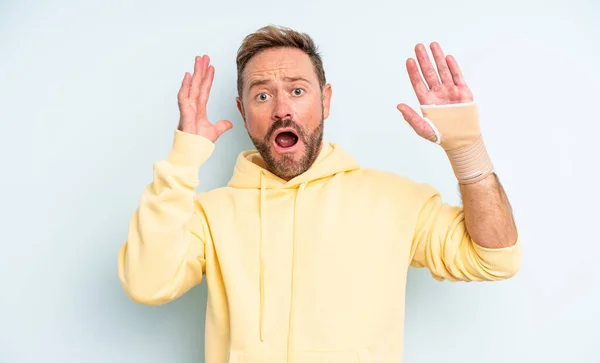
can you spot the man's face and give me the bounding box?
[236,47,332,180]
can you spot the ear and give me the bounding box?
[236,96,247,128]
[321,83,332,120]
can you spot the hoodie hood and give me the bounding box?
[227,140,360,189]
[227,140,360,341]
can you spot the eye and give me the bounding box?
[293,88,304,96]
[257,93,269,101]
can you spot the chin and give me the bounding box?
[250,121,321,180]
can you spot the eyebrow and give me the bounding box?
[247,76,311,91]
[283,76,311,84]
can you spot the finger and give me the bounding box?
[177,72,191,106]
[406,58,428,104]
[396,103,437,143]
[196,55,211,109]
[430,42,453,84]
[189,55,204,107]
[446,54,467,86]
[415,43,440,89]
[199,55,209,88]
[198,64,215,110]
[214,119,233,137]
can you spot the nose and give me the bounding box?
[272,93,292,121]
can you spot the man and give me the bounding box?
[118,25,521,363]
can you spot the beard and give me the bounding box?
[248,113,324,181]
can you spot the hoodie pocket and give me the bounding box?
[297,349,372,363]
[356,349,373,363]
[229,349,372,363]
[228,350,285,363]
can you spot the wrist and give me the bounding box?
[166,129,215,167]
[445,134,494,184]
[419,102,494,184]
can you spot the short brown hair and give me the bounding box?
[236,25,326,97]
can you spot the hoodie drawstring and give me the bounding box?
[257,171,308,343]
[259,171,266,341]
[285,182,306,350]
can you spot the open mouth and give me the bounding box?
[273,128,299,150]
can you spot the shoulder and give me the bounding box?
[195,186,235,203]
[349,167,430,189]
[347,168,442,203]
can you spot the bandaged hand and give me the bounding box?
[397,42,493,184]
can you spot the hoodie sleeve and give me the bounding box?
[409,183,521,282]
[117,129,215,305]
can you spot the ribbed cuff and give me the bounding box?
[472,237,522,279]
[166,129,215,167]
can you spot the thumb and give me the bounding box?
[214,120,233,137]
[396,103,438,144]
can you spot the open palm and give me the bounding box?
[177,55,232,142]
[397,42,474,141]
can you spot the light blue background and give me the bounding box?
[1,0,598,362]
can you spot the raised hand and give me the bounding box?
[397,42,474,143]
[396,42,494,184]
[177,55,232,142]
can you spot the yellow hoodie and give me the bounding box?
[118,129,521,363]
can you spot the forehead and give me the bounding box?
[244,47,317,84]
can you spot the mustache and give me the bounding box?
[264,118,306,141]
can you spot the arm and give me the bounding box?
[409,180,521,282]
[399,42,521,281]
[460,173,518,249]
[118,130,214,305]
[118,54,232,304]
[118,130,213,305]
